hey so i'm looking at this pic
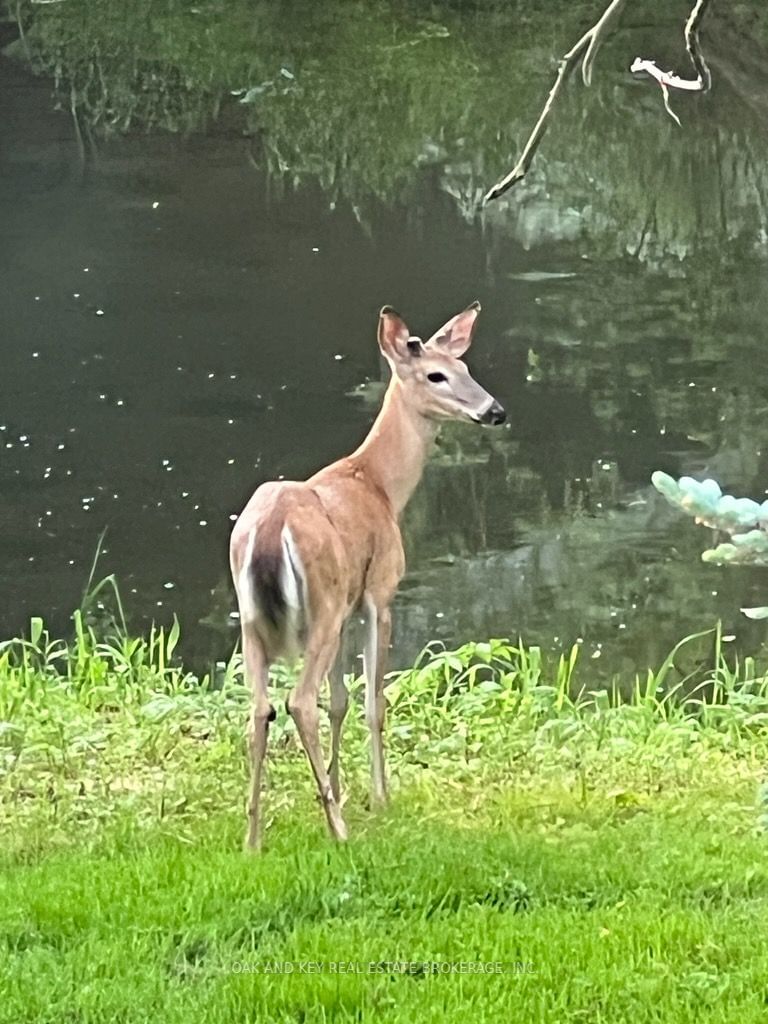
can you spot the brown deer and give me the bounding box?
[230,302,505,848]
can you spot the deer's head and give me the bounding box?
[377,302,505,426]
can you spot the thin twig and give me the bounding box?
[484,0,629,204]
[630,0,712,125]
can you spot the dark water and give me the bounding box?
[3,0,768,675]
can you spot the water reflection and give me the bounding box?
[2,0,768,676]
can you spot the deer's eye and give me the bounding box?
[427,372,447,384]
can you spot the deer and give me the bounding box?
[229,302,505,849]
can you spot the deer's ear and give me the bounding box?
[378,306,413,363]
[425,300,481,358]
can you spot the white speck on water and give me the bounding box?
[73,293,80,299]
[591,649,601,659]
[435,612,444,619]
[227,418,234,425]
[208,372,215,379]
[32,352,39,359]
[722,634,736,642]
[229,611,240,620]
[227,458,235,465]
[312,246,319,252]
[229,514,237,521]
[199,520,208,526]
[163,582,175,589]
[96,309,104,316]
[152,201,160,209]
[193,504,200,511]
[334,354,343,361]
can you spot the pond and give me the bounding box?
[2,0,768,677]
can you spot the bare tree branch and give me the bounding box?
[631,0,712,125]
[684,0,712,91]
[483,0,629,205]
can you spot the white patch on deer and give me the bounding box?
[237,527,259,623]
[280,524,307,654]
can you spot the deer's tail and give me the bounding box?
[236,518,307,650]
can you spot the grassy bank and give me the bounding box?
[2,617,768,1021]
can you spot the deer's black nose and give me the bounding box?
[480,401,506,426]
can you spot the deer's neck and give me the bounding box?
[349,379,438,517]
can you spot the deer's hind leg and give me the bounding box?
[241,622,275,852]
[287,618,348,841]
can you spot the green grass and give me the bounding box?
[2,616,768,1021]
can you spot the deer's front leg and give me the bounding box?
[364,596,391,806]
[327,655,349,804]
